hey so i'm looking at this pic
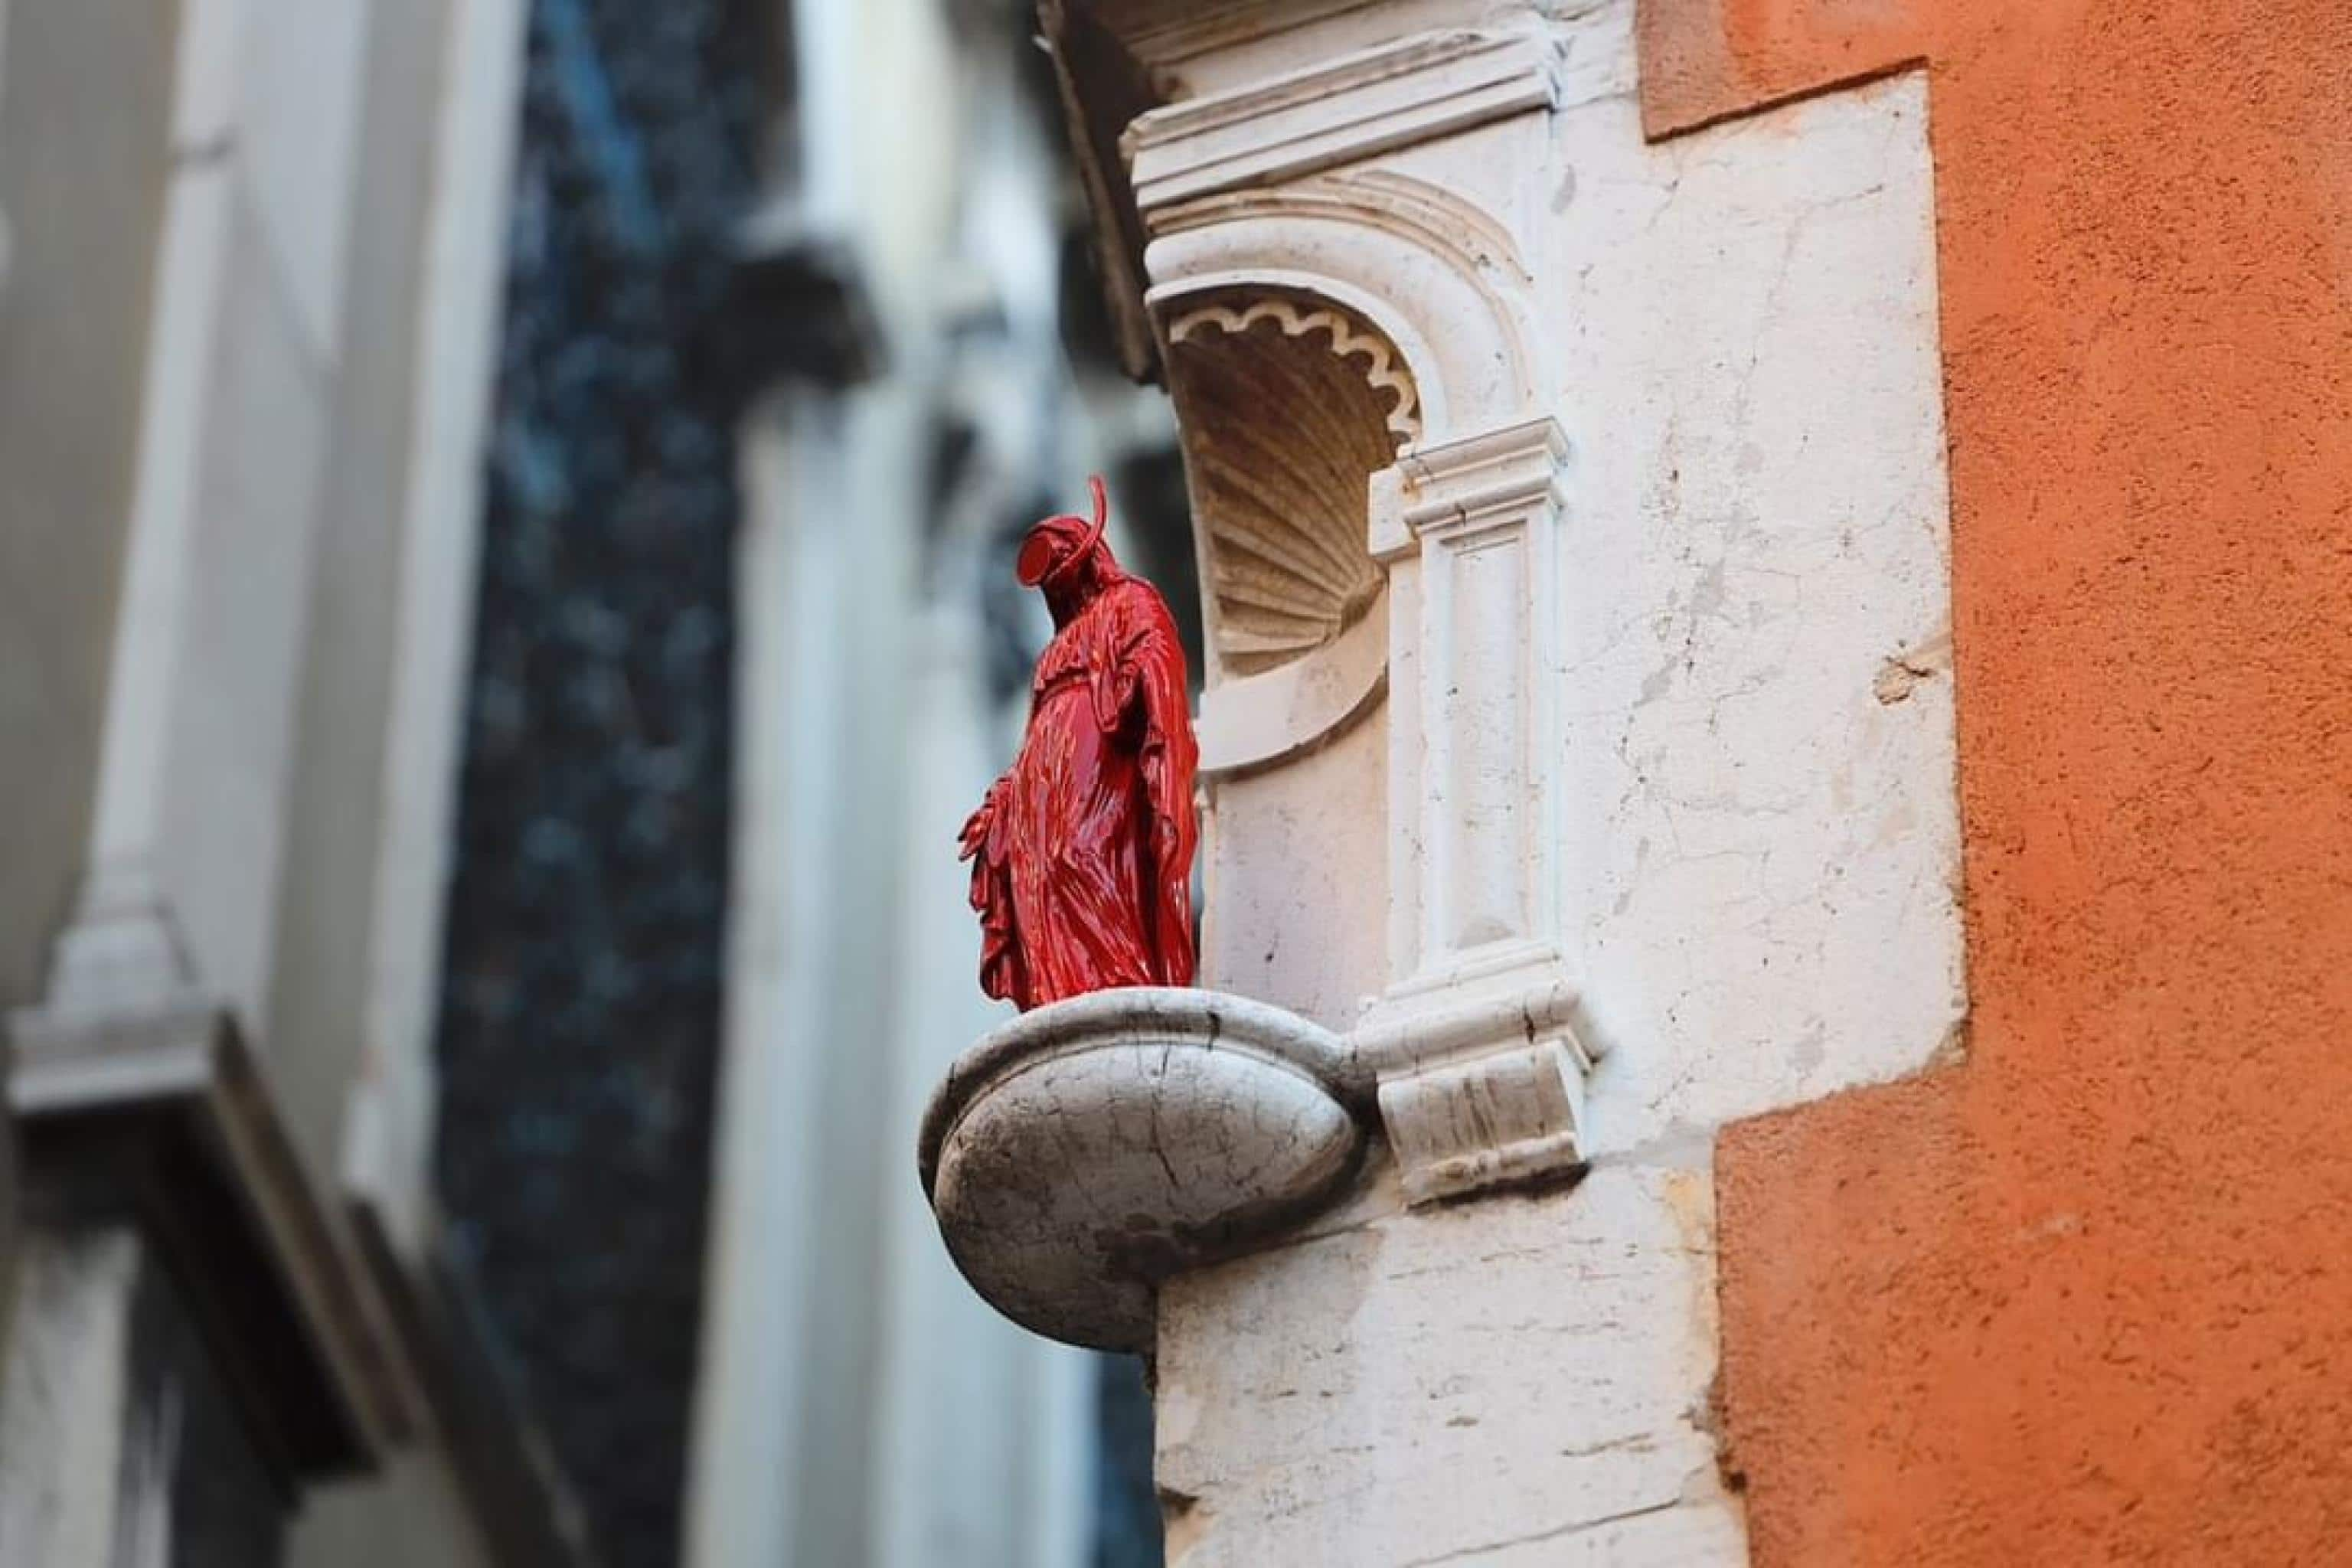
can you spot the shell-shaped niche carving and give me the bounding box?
[1165,292,1419,677]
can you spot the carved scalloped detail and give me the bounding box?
[1146,165,1546,439]
[1169,297,1421,446]
[1164,293,1418,675]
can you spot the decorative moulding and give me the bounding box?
[1368,413,1571,562]
[1125,28,1566,214]
[1374,416,1571,984]
[1168,295,1419,445]
[1352,972,1595,1205]
[8,998,420,1478]
[919,988,1370,1352]
[1359,414,1590,1205]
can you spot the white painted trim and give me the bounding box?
[345,0,529,1256]
[60,0,248,1010]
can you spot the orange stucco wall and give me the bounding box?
[1638,1,2352,1562]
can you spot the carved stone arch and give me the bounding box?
[1145,168,1549,445]
[1122,37,1591,1201]
[1143,168,1547,774]
[1160,284,1414,774]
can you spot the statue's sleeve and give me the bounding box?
[1124,599,1200,988]
[960,779,1026,1007]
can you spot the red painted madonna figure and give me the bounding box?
[959,477,1199,1010]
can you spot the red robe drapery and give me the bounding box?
[960,571,1197,1010]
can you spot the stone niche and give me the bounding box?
[1168,288,1405,1034]
[919,282,1428,1355]
[920,13,1606,1351]
[1168,289,1412,684]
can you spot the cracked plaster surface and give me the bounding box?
[1532,65,1960,1152]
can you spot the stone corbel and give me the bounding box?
[1358,416,1592,1204]
[1353,976,1590,1206]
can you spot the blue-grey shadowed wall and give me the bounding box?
[433,4,763,1564]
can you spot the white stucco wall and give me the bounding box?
[1152,7,1958,1562]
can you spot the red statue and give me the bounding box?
[959,477,1199,1010]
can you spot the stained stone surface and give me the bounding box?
[921,988,1369,1352]
[0,1230,285,1568]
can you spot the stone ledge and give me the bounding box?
[1126,28,1565,216]
[8,1000,418,1481]
[919,988,1371,1351]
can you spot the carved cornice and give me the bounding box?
[1093,0,1390,70]
[1369,414,1570,558]
[1125,28,1566,214]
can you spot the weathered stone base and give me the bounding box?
[1154,1157,1744,1566]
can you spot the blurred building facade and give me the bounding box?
[16,0,2344,1566]
[0,0,1164,1564]
[1,0,534,1561]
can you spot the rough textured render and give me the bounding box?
[1145,4,1956,1563]
[1643,2,2352,1563]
